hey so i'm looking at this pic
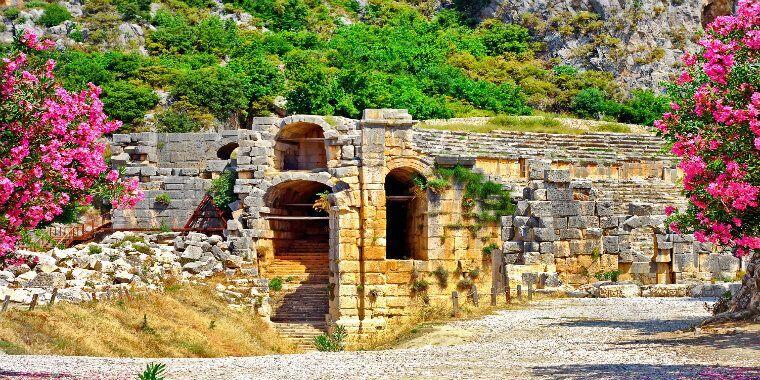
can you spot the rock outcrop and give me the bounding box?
[479,0,736,90]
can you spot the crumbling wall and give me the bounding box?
[499,160,742,289]
[110,130,256,229]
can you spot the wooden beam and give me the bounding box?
[277,137,326,143]
[386,195,415,201]
[263,216,329,221]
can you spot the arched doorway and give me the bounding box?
[275,122,327,171]
[216,142,239,160]
[264,180,331,324]
[385,168,428,260]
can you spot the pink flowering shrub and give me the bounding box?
[656,0,759,257]
[0,31,143,268]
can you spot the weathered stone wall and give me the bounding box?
[414,129,685,213]
[499,160,742,290]
[110,130,257,229]
[107,110,743,331]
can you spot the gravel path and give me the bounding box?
[1,297,758,380]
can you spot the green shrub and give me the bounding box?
[616,90,670,126]
[172,66,247,120]
[38,3,72,27]
[24,0,48,8]
[433,266,449,287]
[268,277,283,291]
[435,165,515,223]
[479,19,531,55]
[571,88,608,119]
[411,279,430,293]
[4,7,20,20]
[102,81,158,127]
[209,170,236,211]
[87,245,103,255]
[313,324,347,352]
[138,363,166,380]
[594,270,622,282]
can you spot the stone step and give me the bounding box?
[273,321,327,351]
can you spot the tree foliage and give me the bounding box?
[0,32,142,268]
[656,0,759,256]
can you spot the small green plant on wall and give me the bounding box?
[269,277,283,291]
[154,193,171,206]
[138,363,166,380]
[433,266,449,287]
[434,165,516,223]
[482,242,499,255]
[411,278,430,293]
[314,324,347,352]
[594,270,621,282]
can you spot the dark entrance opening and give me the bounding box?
[265,180,331,324]
[265,180,331,255]
[385,168,428,260]
[275,123,327,171]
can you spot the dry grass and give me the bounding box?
[419,114,632,134]
[350,292,561,351]
[0,285,296,357]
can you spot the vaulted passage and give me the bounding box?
[264,180,331,255]
[264,180,330,329]
[385,168,428,260]
[275,122,327,171]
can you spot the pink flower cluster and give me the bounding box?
[656,0,759,257]
[0,31,143,267]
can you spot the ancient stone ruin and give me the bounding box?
[100,109,747,336]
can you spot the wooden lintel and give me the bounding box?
[264,216,329,221]
[386,195,415,201]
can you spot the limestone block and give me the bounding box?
[545,187,573,201]
[559,228,582,239]
[584,228,602,238]
[598,283,641,298]
[24,272,66,289]
[534,228,558,242]
[690,283,741,297]
[528,201,552,217]
[551,202,580,217]
[502,241,521,253]
[602,236,619,253]
[539,242,556,254]
[114,271,134,284]
[577,201,596,216]
[544,169,570,183]
[180,245,204,263]
[596,201,615,216]
[628,202,655,216]
[641,284,692,297]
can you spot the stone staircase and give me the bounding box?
[268,240,330,350]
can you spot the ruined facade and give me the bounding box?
[110,109,742,331]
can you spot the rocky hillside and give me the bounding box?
[479,0,736,90]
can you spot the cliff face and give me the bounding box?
[479,0,736,90]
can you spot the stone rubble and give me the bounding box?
[0,232,269,311]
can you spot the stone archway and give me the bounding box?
[263,179,332,325]
[264,180,332,256]
[275,122,328,171]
